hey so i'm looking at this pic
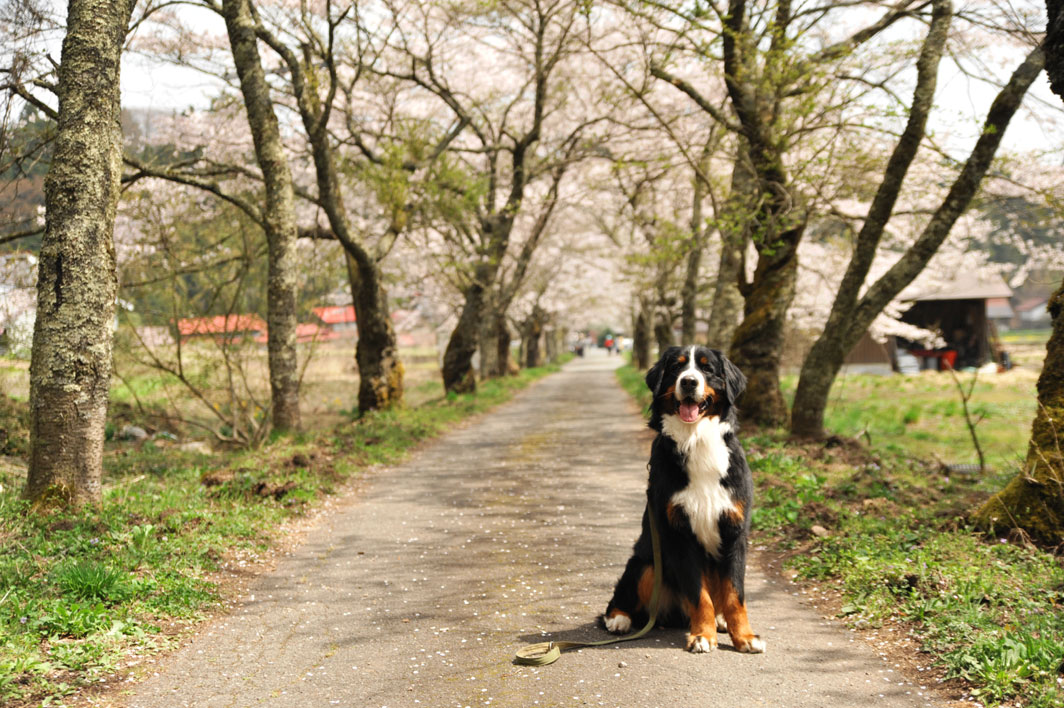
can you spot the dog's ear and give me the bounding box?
[721,354,747,404]
[645,346,681,395]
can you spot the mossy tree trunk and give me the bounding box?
[24,0,136,507]
[717,0,807,428]
[544,327,558,364]
[443,264,495,394]
[653,304,675,356]
[221,0,301,431]
[973,12,1064,544]
[973,282,1064,544]
[650,0,804,428]
[727,223,802,428]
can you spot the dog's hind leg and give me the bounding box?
[603,556,649,634]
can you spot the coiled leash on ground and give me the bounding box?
[513,504,663,666]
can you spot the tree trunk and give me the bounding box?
[973,281,1064,544]
[495,313,514,375]
[1048,0,1064,97]
[727,223,803,428]
[790,0,950,439]
[632,299,652,370]
[654,306,674,356]
[653,264,675,356]
[681,161,709,344]
[706,235,745,350]
[550,328,566,364]
[545,328,557,364]
[706,150,755,351]
[478,291,500,379]
[443,271,490,393]
[523,305,547,368]
[790,44,1044,438]
[24,0,135,507]
[221,0,301,431]
[719,0,806,428]
[346,254,404,412]
[975,9,1064,545]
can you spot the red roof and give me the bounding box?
[176,314,267,336]
[313,305,357,325]
[254,323,339,344]
[1015,297,1048,313]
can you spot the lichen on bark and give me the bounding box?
[24,0,137,507]
[973,281,1064,545]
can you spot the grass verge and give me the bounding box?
[616,363,1063,708]
[0,362,562,707]
[779,371,1037,472]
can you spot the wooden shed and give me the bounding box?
[898,274,1012,370]
[842,331,895,375]
[842,273,1012,373]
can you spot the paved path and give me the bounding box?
[124,352,940,708]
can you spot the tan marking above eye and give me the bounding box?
[699,356,708,365]
[677,356,686,363]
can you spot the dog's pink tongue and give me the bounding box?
[679,401,700,423]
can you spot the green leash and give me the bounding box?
[513,504,664,666]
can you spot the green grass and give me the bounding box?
[615,363,651,413]
[793,517,1064,707]
[781,371,1037,472]
[616,363,1062,708]
[1000,329,1052,345]
[773,452,1064,708]
[0,361,562,706]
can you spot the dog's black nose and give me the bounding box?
[680,375,698,390]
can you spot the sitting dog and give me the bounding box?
[603,346,765,654]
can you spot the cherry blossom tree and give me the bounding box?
[369,0,616,393]
[3,0,138,505]
[790,0,1044,437]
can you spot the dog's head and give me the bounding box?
[645,345,746,431]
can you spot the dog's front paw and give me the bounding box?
[603,611,632,634]
[735,636,766,654]
[685,633,717,653]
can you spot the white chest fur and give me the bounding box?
[662,415,734,558]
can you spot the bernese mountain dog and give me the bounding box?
[603,345,765,654]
